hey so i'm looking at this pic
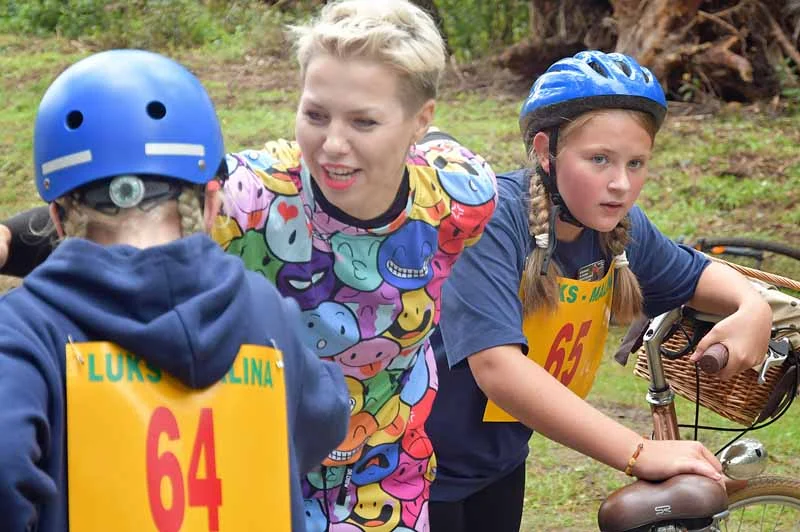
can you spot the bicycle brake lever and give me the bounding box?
[758,338,791,385]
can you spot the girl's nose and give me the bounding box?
[608,167,631,193]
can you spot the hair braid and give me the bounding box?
[601,215,643,324]
[520,168,560,315]
[177,188,204,237]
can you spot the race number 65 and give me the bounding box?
[543,320,592,386]
[146,407,222,531]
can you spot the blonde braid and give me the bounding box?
[600,216,643,324]
[520,168,560,315]
[177,187,204,237]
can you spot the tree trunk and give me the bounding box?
[491,0,795,103]
[611,0,703,82]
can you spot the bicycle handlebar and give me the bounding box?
[697,343,729,374]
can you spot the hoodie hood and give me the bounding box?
[23,234,250,388]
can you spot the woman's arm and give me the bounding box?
[0,206,55,277]
[469,344,723,481]
[687,261,773,380]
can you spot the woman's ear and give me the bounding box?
[49,202,66,238]
[412,99,436,144]
[532,131,551,173]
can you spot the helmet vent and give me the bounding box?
[614,60,633,78]
[587,59,608,78]
[146,101,167,120]
[66,110,83,130]
[642,70,653,83]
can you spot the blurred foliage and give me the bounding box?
[0,0,315,50]
[432,0,529,61]
[0,0,797,108]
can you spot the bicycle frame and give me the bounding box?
[642,307,684,441]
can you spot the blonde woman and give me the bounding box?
[213,3,496,529]
[425,51,772,532]
[0,50,349,532]
[0,2,497,530]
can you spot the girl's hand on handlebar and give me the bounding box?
[691,296,772,381]
[632,439,723,486]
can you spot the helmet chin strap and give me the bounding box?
[537,127,584,275]
[542,127,583,228]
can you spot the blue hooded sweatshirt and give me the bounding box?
[0,233,349,531]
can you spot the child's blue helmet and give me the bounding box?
[34,49,224,203]
[519,50,667,147]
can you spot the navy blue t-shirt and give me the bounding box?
[426,169,710,502]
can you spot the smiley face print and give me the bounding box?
[335,283,402,339]
[377,221,437,291]
[225,229,284,282]
[332,232,384,292]
[407,166,450,226]
[277,248,336,310]
[301,301,360,358]
[383,290,435,348]
[266,194,312,263]
[225,154,274,231]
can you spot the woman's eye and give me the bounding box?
[305,110,326,122]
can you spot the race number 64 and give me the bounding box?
[146,407,222,531]
[543,320,592,386]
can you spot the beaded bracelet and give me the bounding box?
[624,441,645,477]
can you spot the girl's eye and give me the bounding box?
[628,159,645,169]
[591,154,608,165]
[354,118,378,128]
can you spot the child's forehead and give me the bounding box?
[563,109,655,141]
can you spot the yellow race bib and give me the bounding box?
[66,343,290,531]
[484,266,615,421]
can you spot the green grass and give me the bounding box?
[1,33,799,531]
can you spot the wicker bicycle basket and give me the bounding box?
[632,257,800,426]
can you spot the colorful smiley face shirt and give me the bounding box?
[214,135,497,531]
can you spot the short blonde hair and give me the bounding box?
[290,0,446,111]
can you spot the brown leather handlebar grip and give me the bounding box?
[698,343,729,374]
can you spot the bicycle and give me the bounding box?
[680,236,800,281]
[597,295,800,531]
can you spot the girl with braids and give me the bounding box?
[424,51,772,532]
[0,50,349,532]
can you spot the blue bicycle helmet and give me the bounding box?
[34,49,224,203]
[517,51,667,273]
[519,50,667,146]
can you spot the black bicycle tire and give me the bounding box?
[693,237,800,261]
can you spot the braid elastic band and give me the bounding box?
[624,441,644,477]
[534,233,549,249]
[614,250,629,269]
